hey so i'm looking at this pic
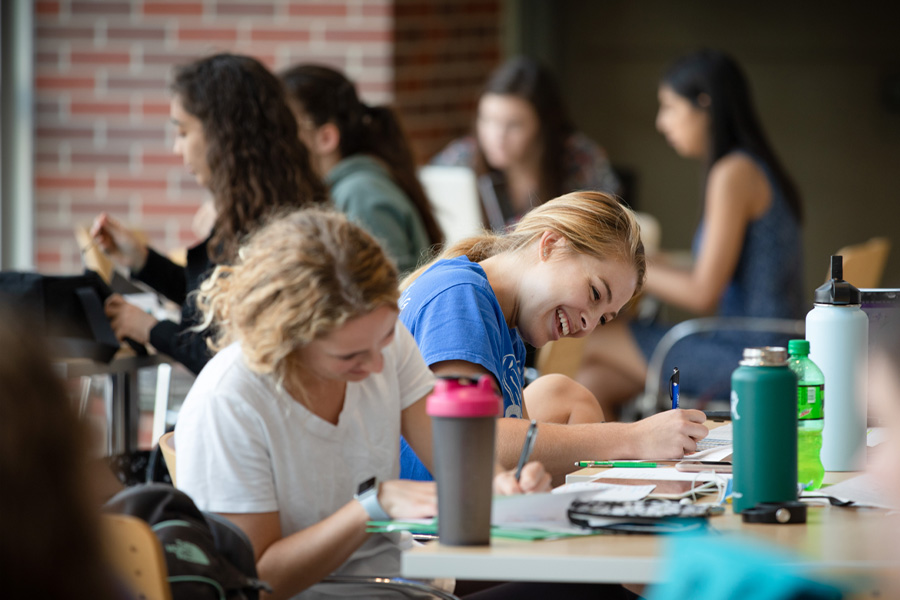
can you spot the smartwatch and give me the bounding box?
[355,476,390,521]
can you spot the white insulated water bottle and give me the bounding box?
[806,255,868,472]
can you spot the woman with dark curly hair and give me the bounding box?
[91,53,328,374]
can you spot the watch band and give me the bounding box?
[355,477,390,522]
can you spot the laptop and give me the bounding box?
[861,288,900,424]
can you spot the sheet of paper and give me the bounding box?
[813,472,898,509]
[597,467,730,483]
[492,483,654,525]
[552,481,656,500]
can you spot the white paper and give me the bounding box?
[596,467,730,483]
[492,483,655,525]
[813,472,898,509]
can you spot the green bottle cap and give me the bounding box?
[788,339,810,356]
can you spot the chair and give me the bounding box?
[418,165,485,246]
[160,431,460,599]
[632,237,893,418]
[830,236,891,289]
[101,513,173,600]
[158,430,177,487]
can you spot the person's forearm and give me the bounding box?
[644,262,719,315]
[495,418,638,483]
[257,501,370,600]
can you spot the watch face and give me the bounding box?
[357,476,376,496]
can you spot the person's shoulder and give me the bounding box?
[707,151,771,213]
[417,256,488,288]
[429,136,478,167]
[185,344,271,410]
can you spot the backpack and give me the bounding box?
[104,483,271,600]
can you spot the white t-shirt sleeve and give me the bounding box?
[394,321,436,410]
[176,382,279,515]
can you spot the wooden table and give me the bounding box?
[402,472,898,588]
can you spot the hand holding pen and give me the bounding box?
[669,367,680,410]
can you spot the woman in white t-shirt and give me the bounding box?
[175,208,550,599]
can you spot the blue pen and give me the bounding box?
[669,367,680,409]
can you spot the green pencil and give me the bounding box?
[575,461,658,468]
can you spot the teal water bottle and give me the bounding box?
[731,347,798,513]
[787,339,825,491]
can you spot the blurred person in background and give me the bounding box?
[0,302,122,600]
[91,53,327,374]
[281,64,443,275]
[577,48,804,418]
[431,56,621,230]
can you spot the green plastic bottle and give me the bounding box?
[787,339,825,491]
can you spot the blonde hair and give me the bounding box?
[196,208,399,384]
[403,191,646,296]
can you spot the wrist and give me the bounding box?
[354,476,390,522]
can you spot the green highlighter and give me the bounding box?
[575,461,658,468]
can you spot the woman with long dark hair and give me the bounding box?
[280,64,443,274]
[431,56,620,229]
[91,53,327,374]
[577,49,805,416]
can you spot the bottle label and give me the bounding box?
[797,384,824,420]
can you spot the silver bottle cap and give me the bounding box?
[740,346,788,367]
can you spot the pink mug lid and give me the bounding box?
[426,375,501,418]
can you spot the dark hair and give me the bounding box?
[0,303,117,600]
[661,49,802,222]
[279,64,443,247]
[171,53,329,263]
[477,56,575,202]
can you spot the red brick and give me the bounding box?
[36,1,61,15]
[107,127,166,142]
[142,203,206,216]
[36,75,94,90]
[37,251,63,265]
[107,76,167,92]
[218,2,276,16]
[107,27,166,41]
[143,2,204,16]
[71,51,131,66]
[71,101,131,116]
[142,102,172,117]
[362,3,392,17]
[36,127,94,140]
[250,28,311,43]
[287,3,348,17]
[324,29,393,43]
[36,26,94,40]
[143,153,182,167]
[70,152,131,166]
[35,51,59,65]
[108,177,168,191]
[72,1,131,15]
[143,52,208,66]
[178,27,238,42]
[37,176,96,189]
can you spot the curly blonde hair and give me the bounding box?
[196,208,399,384]
[403,191,645,297]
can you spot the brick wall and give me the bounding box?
[392,0,501,164]
[33,0,501,273]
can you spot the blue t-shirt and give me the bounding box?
[398,256,526,480]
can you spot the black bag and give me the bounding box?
[0,269,120,362]
[104,483,271,600]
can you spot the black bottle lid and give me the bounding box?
[813,255,861,305]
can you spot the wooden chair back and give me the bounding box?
[831,236,891,288]
[159,431,177,487]
[102,513,172,600]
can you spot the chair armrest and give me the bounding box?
[634,317,805,418]
[319,575,461,600]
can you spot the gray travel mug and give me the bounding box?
[427,375,501,546]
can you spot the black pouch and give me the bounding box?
[0,269,120,362]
